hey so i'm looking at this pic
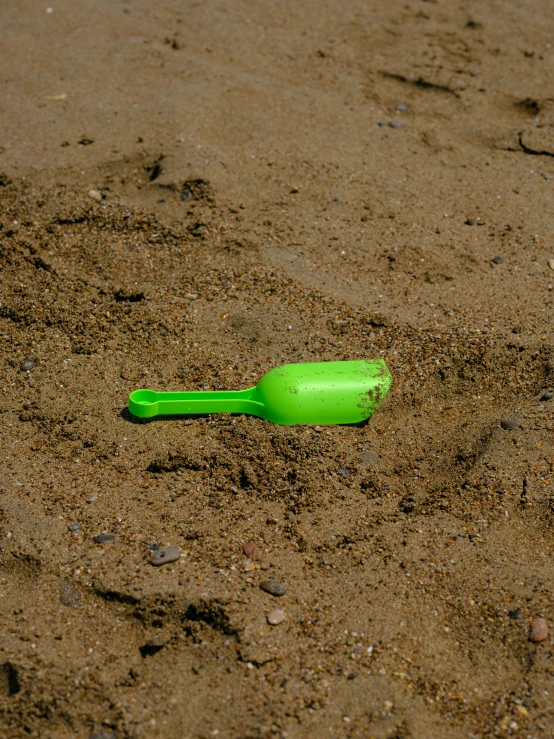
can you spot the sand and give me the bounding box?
[1,1,553,737]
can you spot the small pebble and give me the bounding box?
[260,561,271,570]
[508,609,521,620]
[20,358,34,371]
[59,578,81,607]
[93,534,116,544]
[548,258,554,270]
[501,419,520,430]
[68,524,81,532]
[388,121,404,129]
[244,562,256,572]
[151,546,180,566]
[243,542,256,558]
[530,617,548,642]
[396,103,409,112]
[88,189,102,202]
[260,580,286,597]
[361,451,378,465]
[540,390,553,401]
[89,733,115,739]
[338,466,351,477]
[267,609,286,625]
[491,255,504,264]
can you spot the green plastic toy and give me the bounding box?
[128,359,391,425]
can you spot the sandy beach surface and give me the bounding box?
[1,1,553,737]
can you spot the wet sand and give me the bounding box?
[1,1,553,737]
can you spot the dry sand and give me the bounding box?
[1,1,553,737]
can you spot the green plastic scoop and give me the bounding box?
[128,359,391,425]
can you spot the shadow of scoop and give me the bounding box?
[119,406,209,424]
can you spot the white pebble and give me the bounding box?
[267,609,286,626]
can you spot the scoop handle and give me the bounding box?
[128,387,264,419]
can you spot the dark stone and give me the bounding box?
[508,609,521,620]
[68,524,81,532]
[492,255,504,264]
[93,534,116,544]
[501,419,520,430]
[20,358,34,371]
[540,390,553,401]
[388,121,404,129]
[260,580,286,597]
